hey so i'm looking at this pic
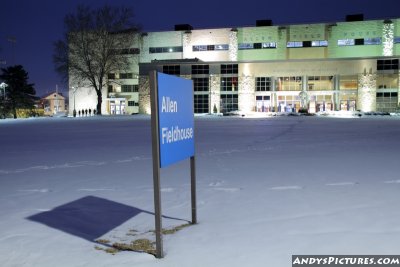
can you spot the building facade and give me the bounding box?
[41,92,67,116]
[70,16,400,115]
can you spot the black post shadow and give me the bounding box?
[26,195,188,243]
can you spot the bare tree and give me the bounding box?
[53,5,140,115]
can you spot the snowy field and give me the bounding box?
[1,115,400,267]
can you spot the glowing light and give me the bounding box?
[382,23,394,56]
[238,75,255,112]
[229,30,238,61]
[357,73,377,112]
[183,32,191,58]
[210,75,221,113]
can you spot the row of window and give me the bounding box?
[110,48,140,55]
[377,92,398,98]
[149,46,183,54]
[338,37,382,46]
[108,73,135,79]
[192,65,209,74]
[108,85,139,93]
[193,92,399,114]
[377,59,399,70]
[163,64,239,75]
[177,74,399,92]
[238,42,277,50]
[109,37,400,55]
[287,40,328,48]
[108,75,397,93]
[193,94,239,114]
[122,85,139,92]
[193,44,229,51]
[162,59,398,77]
[128,101,139,107]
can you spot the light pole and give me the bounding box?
[0,82,8,119]
[72,86,77,117]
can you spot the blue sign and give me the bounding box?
[157,72,195,168]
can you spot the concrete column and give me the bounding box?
[139,33,150,63]
[271,77,277,112]
[183,31,192,59]
[210,75,221,113]
[238,75,255,112]
[302,75,308,92]
[229,29,238,61]
[139,76,151,114]
[298,76,309,109]
[382,22,394,57]
[334,75,340,111]
[357,73,377,112]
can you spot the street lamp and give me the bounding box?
[72,86,77,117]
[0,82,8,119]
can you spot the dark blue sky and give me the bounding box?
[1,0,399,96]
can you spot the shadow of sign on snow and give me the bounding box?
[27,195,188,242]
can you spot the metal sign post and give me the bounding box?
[150,71,163,258]
[190,156,197,224]
[149,71,197,258]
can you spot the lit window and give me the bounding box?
[364,37,382,45]
[238,43,254,50]
[338,39,355,46]
[262,42,277,48]
[215,44,229,50]
[149,46,183,53]
[193,44,229,51]
[311,40,328,47]
[287,41,303,48]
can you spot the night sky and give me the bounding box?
[1,0,399,97]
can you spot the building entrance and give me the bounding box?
[340,100,356,111]
[277,95,300,112]
[108,99,126,115]
[309,94,333,113]
[256,96,271,112]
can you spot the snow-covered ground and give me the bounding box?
[1,115,400,267]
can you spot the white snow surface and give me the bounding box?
[1,115,400,266]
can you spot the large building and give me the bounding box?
[70,15,400,115]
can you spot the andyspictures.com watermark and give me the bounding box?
[292,255,400,266]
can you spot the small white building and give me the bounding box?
[42,92,66,116]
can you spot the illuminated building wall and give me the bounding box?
[70,17,400,115]
[139,76,151,114]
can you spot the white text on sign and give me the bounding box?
[161,126,193,144]
[162,97,177,113]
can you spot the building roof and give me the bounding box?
[42,91,65,100]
